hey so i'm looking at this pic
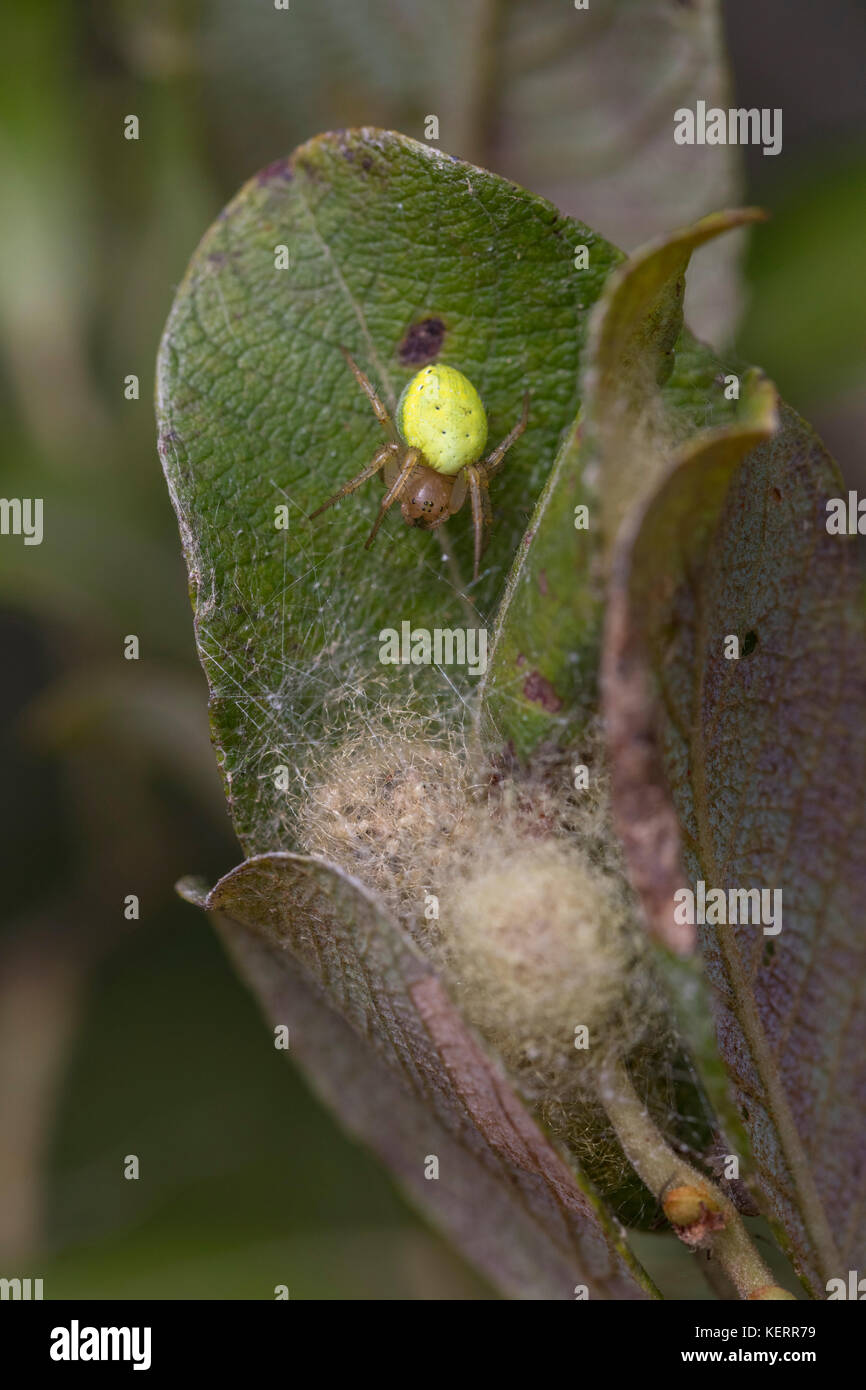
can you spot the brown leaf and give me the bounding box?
[184,853,656,1300]
[603,373,780,953]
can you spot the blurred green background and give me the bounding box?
[0,0,862,1299]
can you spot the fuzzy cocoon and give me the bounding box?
[296,727,468,935]
[298,726,689,1217]
[298,724,665,1081]
[437,838,664,1089]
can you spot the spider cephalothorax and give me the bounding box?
[309,348,529,580]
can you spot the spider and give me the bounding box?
[309,347,530,581]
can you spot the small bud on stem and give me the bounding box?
[599,1057,794,1300]
[662,1184,726,1246]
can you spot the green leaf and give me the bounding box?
[582,208,766,549]
[200,0,741,339]
[589,217,866,1296]
[478,416,602,759]
[156,127,621,850]
[478,211,764,763]
[180,854,657,1301]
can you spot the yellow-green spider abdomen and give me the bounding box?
[396,364,488,476]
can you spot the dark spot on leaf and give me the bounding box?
[256,157,294,184]
[523,671,562,712]
[398,317,446,366]
[362,156,373,171]
[743,630,758,656]
[157,429,179,456]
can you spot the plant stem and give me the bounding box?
[598,1056,790,1300]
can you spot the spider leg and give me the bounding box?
[308,443,399,519]
[478,391,530,481]
[480,476,494,530]
[339,346,395,435]
[466,464,488,582]
[364,447,421,550]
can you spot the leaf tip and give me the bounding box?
[175,875,213,909]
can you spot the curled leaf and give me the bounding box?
[589,214,866,1294]
[156,127,621,849]
[187,853,656,1301]
[479,416,602,758]
[603,371,780,954]
[582,207,766,550]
